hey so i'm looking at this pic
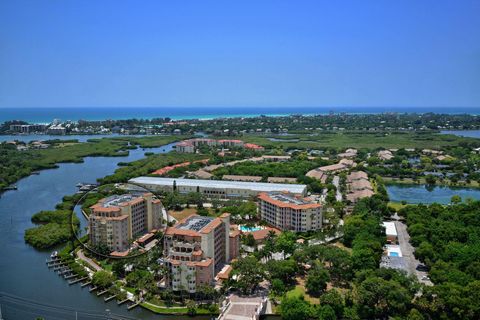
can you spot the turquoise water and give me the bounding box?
[2,106,480,123]
[389,252,399,257]
[239,225,263,232]
[387,184,480,204]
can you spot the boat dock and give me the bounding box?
[127,302,140,310]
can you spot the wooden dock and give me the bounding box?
[97,289,109,297]
[127,302,140,310]
[104,295,117,302]
[81,281,91,287]
[69,277,88,285]
[89,286,98,292]
[48,262,65,268]
[117,298,129,305]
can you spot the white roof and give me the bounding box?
[128,177,307,194]
[382,221,397,236]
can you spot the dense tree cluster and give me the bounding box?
[399,202,480,319]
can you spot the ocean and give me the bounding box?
[1,106,480,123]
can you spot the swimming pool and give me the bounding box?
[239,225,263,232]
[389,252,400,257]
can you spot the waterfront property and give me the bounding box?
[386,184,480,204]
[258,191,323,232]
[163,213,240,293]
[89,193,163,253]
[128,177,307,198]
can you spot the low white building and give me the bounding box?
[382,221,398,243]
[128,177,307,198]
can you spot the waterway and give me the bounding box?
[387,184,480,204]
[0,142,210,319]
[440,130,480,138]
[0,133,137,143]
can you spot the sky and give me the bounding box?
[0,0,479,108]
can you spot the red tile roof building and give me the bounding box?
[89,193,163,253]
[258,192,323,232]
[163,213,239,293]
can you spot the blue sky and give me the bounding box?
[0,0,479,108]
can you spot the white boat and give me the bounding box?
[51,251,58,258]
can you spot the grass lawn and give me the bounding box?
[287,277,319,304]
[141,299,218,315]
[388,202,409,211]
[168,207,218,221]
[99,259,113,271]
[141,302,188,314]
[233,131,477,150]
[168,208,198,221]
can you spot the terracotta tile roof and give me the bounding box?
[267,177,297,183]
[229,229,241,237]
[347,171,368,182]
[250,227,281,241]
[223,175,262,182]
[219,212,231,218]
[258,192,322,210]
[200,218,223,234]
[318,163,346,172]
[186,258,213,267]
[110,250,129,257]
[217,265,233,280]
[137,232,155,244]
[244,143,264,150]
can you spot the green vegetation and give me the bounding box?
[0,135,187,191]
[237,131,478,151]
[399,202,480,319]
[92,270,115,288]
[24,194,81,249]
[212,155,329,179]
[98,151,203,184]
[24,223,75,249]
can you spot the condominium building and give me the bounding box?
[9,124,46,133]
[89,193,163,252]
[163,213,240,293]
[174,138,264,153]
[258,192,323,232]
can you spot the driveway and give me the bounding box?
[77,249,102,272]
[332,176,342,201]
[392,218,433,286]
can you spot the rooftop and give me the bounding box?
[258,192,321,210]
[129,177,307,194]
[178,216,215,232]
[100,194,142,208]
[382,221,398,236]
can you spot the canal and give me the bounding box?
[0,142,211,319]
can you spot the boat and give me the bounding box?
[51,251,58,258]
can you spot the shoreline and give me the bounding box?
[2,106,480,123]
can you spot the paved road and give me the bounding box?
[332,176,342,202]
[393,217,433,286]
[77,249,102,272]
